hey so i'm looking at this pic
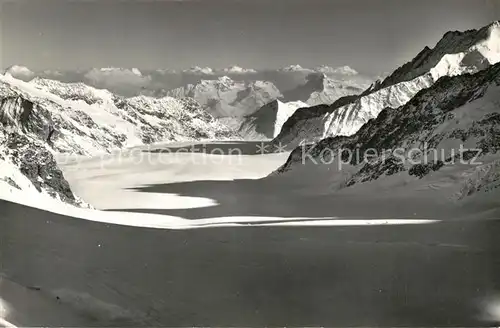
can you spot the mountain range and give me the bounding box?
[274,21,500,149]
[1,21,500,210]
[0,73,236,203]
[163,76,282,118]
[273,21,500,213]
[275,59,500,212]
[2,20,500,328]
[4,64,374,98]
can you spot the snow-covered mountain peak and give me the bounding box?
[197,76,236,92]
[131,68,142,76]
[284,64,304,71]
[275,21,500,148]
[276,61,500,205]
[30,77,117,106]
[379,21,500,90]
[279,65,312,72]
[221,66,257,74]
[482,21,500,60]
[1,74,235,155]
[165,76,281,118]
[427,22,500,80]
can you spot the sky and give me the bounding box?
[0,0,499,75]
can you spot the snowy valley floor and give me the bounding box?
[1,141,500,326]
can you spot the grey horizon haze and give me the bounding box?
[0,0,499,75]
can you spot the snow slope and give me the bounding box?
[2,191,468,328]
[165,76,282,118]
[238,100,309,139]
[275,21,500,148]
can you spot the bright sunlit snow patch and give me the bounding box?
[274,100,309,138]
[0,318,17,328]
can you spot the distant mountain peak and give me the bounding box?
[315,65,358,75]
[165,76,281,117]
[221,66,257,74]
[279,65,311,72]
[274,20,500,149]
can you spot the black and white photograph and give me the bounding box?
[1,0,500,326]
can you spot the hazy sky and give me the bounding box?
[1,0,499,75]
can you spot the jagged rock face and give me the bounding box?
[0,132,78,204]
[0,81,90,205]
[164,76,283,118]
[238,100,309,140]
[0,118,88,206]
[0,86,66,148]
[275,62,500,199]
[114,95,235,142]
[1,97,40,135]
[274,21,500,149]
